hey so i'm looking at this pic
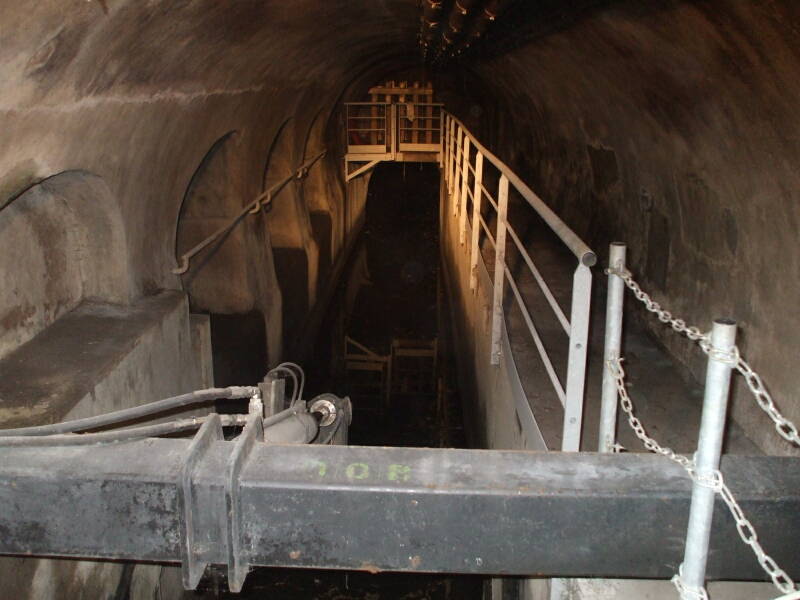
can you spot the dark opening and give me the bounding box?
[201,163,483,599]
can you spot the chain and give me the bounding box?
[735,357,800,446]
[606,268,708,341]
[609,356,797,598]
[607,267,800,448]
[671,564,709,600]
[607,358,693,469]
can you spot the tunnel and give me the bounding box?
[1,1,799,599]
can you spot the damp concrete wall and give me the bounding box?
[0,3,389,596]
[0,0,409,368]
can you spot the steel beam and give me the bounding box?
[0,441,798,587]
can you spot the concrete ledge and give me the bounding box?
[0,290,211,600]
[0,291,208,428]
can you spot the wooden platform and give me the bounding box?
[345,81,443,181]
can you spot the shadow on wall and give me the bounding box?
[174,129,287,378]
[0,170,130,360]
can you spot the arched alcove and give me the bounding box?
[0,171,129,360]
[262,117,319,352]
[173,130,278,380]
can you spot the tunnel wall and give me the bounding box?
[0,2,416,596]
[449,0,800,457]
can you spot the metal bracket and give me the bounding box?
[180,413,223,589]
[345,158,382,182]
[258,374,286,417]
[225,413,264,592]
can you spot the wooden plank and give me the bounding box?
[368,86,434,96]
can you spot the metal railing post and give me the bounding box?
[469,152,484,291]
[439,111,445,168]
[446,118,455,192]
[490,175,509,365]
[453,127,463,215]
[598,242,627,453]
[680,318,738,590]
[562,263,592,451]
[390,103,397,159]
[459,137,471,245]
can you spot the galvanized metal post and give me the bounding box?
[459,136,471,245]
[680,318,738,590]
[490,175,509,365]
[562,263,592,451]
[598,242,627,452]
[450,120,457,192]
[469,152,484,291]
[389,103,397,159]
[453,127,463,215]
[439,111,445,168]
[446,118,455,192]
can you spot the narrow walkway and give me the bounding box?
[494,219,773,599]
[498,220,760,454]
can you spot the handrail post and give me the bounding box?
[490,175,509,365]
[459,136,471,245]
[598,242,627,452]
[389,103,397,159]
[453,126,463,214]
[443,116,448,184]
[469,152,484,291]
[447,119,455,193]
[562,263,592,451]
[439,111,445,168]
[680,318,738,591]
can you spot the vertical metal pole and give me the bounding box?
[681,318,738,590]
[453,127,463,215]
[490,175,509,365]
[562,263,592,452]
[459,136,471,245]
[469,152,484,291]
[439,110,447,170]
[390,103,397,159]
[446,118,454,192]
[598,242,627,453]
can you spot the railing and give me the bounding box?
[397,103,443,152]
[345,102,444,157]
[173,150,326,275]
[345,102,389,153]
[442,111,596,452]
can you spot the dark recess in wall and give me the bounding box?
[209,310,267,389]
[310,210,332,280]
[646,209,670,291]
[272,247,309,356]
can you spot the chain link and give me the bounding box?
[671,564,710,600]
[605,266,800,597]
[735,357,800,446]
[609,358,796,599]
[607,267,800,448]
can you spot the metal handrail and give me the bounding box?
[442,112,593,451]
[172,150,326,275]
[445,112,596,267]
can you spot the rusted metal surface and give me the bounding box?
[1,439,799,591]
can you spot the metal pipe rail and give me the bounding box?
[442,111,594,451]
[172,150,326,275]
